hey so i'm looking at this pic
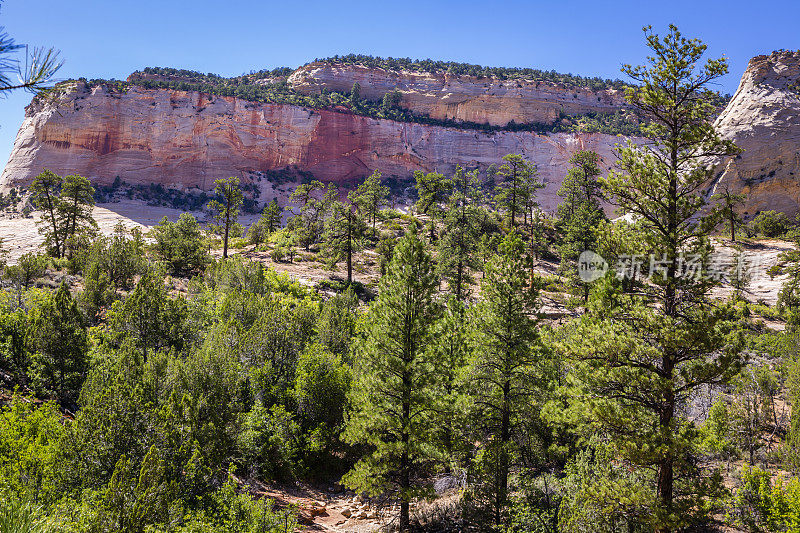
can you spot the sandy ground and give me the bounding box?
[0,201,260,263]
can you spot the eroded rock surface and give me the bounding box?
[0,81,633,212]
[711,50,800,216]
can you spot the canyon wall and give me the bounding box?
[288,62,628,127]
[0,81,632,212]
[711,50,800,216]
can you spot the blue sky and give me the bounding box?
[1,0,798,166]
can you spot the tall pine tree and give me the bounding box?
[465,232,543,525]
[342,228,440,530]
[556,150,607,301]
[493,154,540,228]
[208,176,244,259]
[563,26,744,532]
[351,170,390,236]
[322,198,366,284]
[437,166,481,301]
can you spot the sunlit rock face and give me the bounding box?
[0,81,633,211]
[710,50,800,216]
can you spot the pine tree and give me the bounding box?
[287,181,335,250]
[342,229,441,531]
[711,186,747,242]
[466,232,543,525]
[208,176,244,258]
[264,198,282,233]
[437,166,481,301]
[426,297,471,467]
[414,170,453,241]
[493,154,540,228]
[58,174,97,245]
[29,169,64,258]
[351,170,390,236]
[248,199,282,246]
[564,26,744,532]
[322,198,366,284]
[27,283,88,405]
[556,150,607,301]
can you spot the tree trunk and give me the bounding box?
[45,193,61,258]
[400,367,411,531]
[347,211,353,284]
[496,378,511,526]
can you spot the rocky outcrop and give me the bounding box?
[288,62,628,127]
[0,81,633,212]
[711,50,800,216]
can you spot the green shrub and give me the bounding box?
[237,402,300,481]
[270,247,286,262]
[0,397,64,503]
[727,467,800,532]
[751,211,791,238]
[149,214,210,276]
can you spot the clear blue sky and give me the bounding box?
[1,0,798,166]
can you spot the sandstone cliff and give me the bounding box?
[288,62,628,127]
[0,81,632,212]
[711,50,800,216]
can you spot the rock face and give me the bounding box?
[711,50,800,216]
[288,62,628,127]
[0,81,633,212]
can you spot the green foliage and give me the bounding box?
[697,399,736,459]
[342,229,440,529]
[315,287,358,357]
[437,167,482,301]
[414,170,453,241]
[316,53,629,90]
[248,199,281,246]
[556,439,654,532]
[208,177,244,258]
[464,232,545,525]
[292,344,351,472]
[107,270,192,357]
[58,175,98,260]
[0,496,49,533]
[350,171,390,234]
[102,60,650,134]
[149,214,210,276]
[727,467,800,533]
[321,199,365,283]
[4,253,48,292]
[556,150,607,300]
[493,154,541,228]
[27,284,88,405]
[564,25,744,531]
[238,402,300,481]
[0,396,64,503]
[712,186,747,241]
[751,210,792,238]
[29,170,64,258]
[777,239,800,330]
[286,181,335,251]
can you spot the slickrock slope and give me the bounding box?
[711,50,800,216]
[288,62,628,127]
[0,81,632,212]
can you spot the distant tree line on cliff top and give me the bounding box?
[314,53,630,90]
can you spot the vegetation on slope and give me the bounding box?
[1,27,795,533]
